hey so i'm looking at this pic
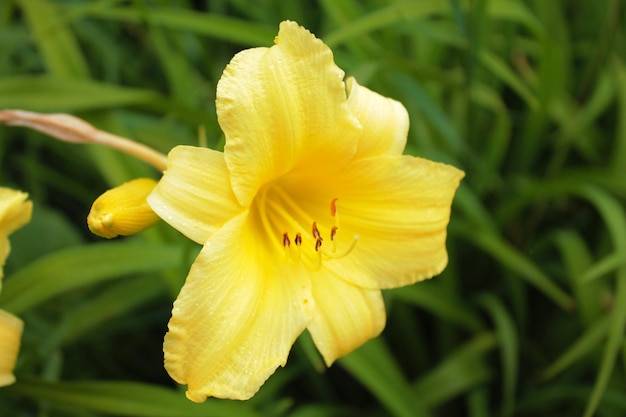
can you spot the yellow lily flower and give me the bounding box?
[0,187,32,387]
[147,21,464,402]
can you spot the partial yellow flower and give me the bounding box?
[87,178,159,239]
[0,187,32,387]
[148,21,464,402]
[0,310,23,387]
[0,188,32,283]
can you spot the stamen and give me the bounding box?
[312,222,321,240]
[315,237,323,252]
[295,233,302,246]
[322,234,360,259]
[330,226,338,253]
[282,232,291,247]
[330,226,338,241]
[330,198,338,217]
[330,197,340,231]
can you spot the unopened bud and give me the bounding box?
[88,178,159,239]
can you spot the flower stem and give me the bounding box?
[0,109,168,172]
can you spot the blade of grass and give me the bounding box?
[541,315,610,381]
[611,58,626,170]
[18,0,88,78]
[479,50,540,110]
[575,186,626,417]
[323,1,452,47]
[339,338,430,417]
[583,267,626,417]
[392,70,466,158]
[476,295,518,416]
[551,230,602,323]
[8,378,262,417]
[0,240,183,314]
[64,4,275,47]
[413,333,497,407]
[455,222,574,311]
[41,275,167,351]
[0,76,163,112]
[392,283,483,332]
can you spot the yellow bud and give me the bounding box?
[0,309,23,387]
[88,178,159,239]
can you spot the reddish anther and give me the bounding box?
[312,221,321,239]
[330,198,338,217]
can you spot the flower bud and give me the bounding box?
[88,178,159,239]
[0,310,23,387]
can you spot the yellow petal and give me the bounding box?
[328,155,464,289]
[0,310,23,387]
[0,237,9,283]
[307,267,386,365]
[163,213,314,401]
[0,188,32,283]
[147,146,243,245]
[217,21,361,206]
[87,178,159,239]
[0,188,32,239]
[347,77,409,158]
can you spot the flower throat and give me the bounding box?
[281,198,359,270]
[255,185,358,270]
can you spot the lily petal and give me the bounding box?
[329,155,464,289]
[307,267,386,365]
[0,188,32,283]
[347,77,409,158]
[163,213,314,401]
[148,146,243,245]
[0,188,32,239]
[217,21,361,206]
[0,309,23,387]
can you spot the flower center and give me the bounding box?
[253,184,358,270]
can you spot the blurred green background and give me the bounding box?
[1,0,625,416]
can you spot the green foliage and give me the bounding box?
[1,0,625,416]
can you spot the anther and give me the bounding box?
[282,232,291,247]
[312,221,321,240]
[330,225,338,241]
[330,198,338,217]
[315,237,323,252]
[295,233,302,246]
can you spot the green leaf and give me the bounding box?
[9,378,262,417]
[550,230,602,323]
[542,315,610,380]
[18,0,89,78]
[392,283,483,332]
[65,5,275,46]
[413,333,497,407]
[611,59,626,170]
[476,295,518,416]
[42,274,167,351]
[455,223,574,311]
[323,0,452,47]
[584,268,626,417]
[339,338,429,417]
[479,50,540,110]
[0,241,183,314]
[0,76,163,112]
